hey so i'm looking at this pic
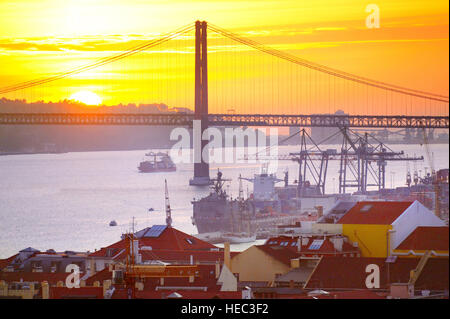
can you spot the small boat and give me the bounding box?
[148,208,155,212]
[109,220,118,227]
[222,232,256,244]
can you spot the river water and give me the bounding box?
[0,143,448,258]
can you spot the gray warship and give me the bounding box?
[191,170,301,235]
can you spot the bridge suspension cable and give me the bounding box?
[0,23,194,95]
[207,23,449,103]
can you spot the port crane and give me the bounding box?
[244,127,423,195]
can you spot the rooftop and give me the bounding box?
[304,256,449,291]
[396,226,449,251]
[337,201,413,225]
[90,225,216,258]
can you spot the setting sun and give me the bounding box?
[69,90,102,106]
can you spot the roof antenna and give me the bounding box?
[165,179,172,227]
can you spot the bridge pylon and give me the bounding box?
[189,21,211,186]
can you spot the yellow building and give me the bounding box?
[338,201,445,258]
[341,224,392,257]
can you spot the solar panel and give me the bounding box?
[143,225,167,238]
[309,239,324,250]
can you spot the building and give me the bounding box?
[304,256,449,295]
[337,201,445,257]
[88,225,218,273]
[231,245,300,283]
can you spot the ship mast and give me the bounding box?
[165,179,172,227]
[238,174,244,200]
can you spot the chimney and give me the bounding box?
[302,236,309,246]
[224,242,231,271]
[190,255,194,265]
[297,237,302,252]
[290,258,300,269]
[132,239,139,264]
[160,277,164,286]
[89,259,96,276]
[135,281,144,291]
[331,236,344,252]
[390,283,414,299]
[103,280,112,296]
[41,281,49,299]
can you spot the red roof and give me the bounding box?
[0,254,18,270]
[139,264,220,290]
[396,226,449,251]
[337,201,413,225]
[304,256,449,291]
[304,290,388,299]
[264,235,359,256]
[50,287,103,299]
[140,249,238,264]
[90,226,216,258]
[255,245,300,266]
[85,268,113,286]
[112,289,241,299]
[0,272,72,285]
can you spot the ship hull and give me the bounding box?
[138,167,176,173]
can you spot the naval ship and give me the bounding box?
[191,169,303,236]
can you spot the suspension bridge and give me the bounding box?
[0,20,448,184]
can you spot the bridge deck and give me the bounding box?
[0,113,448,128]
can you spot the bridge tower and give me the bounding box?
[189,21,211,186]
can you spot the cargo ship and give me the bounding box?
[138,151,176,173]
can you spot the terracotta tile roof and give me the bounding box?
[112,289,241,299]
[140,249,237,264]
[140,264,220,290]
[85,268,113,286]
[50,287,103,299]
[337,201,413,225]
[0,272,71,285]
[89,226,216,258]
[304,290,388,299]
[0,254,18,270]
[255,245,299,267]
[304,256,449,291]
[414,258,450,291]
[396,226,449,251]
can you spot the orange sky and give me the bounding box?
[0,0,448,115]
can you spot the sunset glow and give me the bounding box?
[69,90,102,106]
[0,0,448,115]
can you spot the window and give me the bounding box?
[291,242,298,247]
[186,238,194,245]
[360,204,373,212]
